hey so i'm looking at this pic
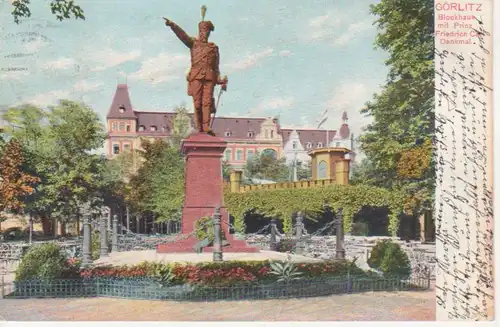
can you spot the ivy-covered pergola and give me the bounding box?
[224,184,405,236]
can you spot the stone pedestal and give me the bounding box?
[156,133,258,253]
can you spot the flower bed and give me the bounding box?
[9,258,430,301]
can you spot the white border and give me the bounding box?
[0,0,499,326]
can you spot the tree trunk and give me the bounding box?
[40,214,52,236]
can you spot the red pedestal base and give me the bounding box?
[156,132,258,254]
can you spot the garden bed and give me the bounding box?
[8,275,429,301]
[10,243,430,301]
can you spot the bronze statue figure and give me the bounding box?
[163,6,228,135]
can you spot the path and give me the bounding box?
[0,290,435,321]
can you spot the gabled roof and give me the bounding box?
[281,128,337,148]
[106,84,137,119]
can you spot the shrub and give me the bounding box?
[194,216,226,245]
[3,227,26,241]
[91,231,111,260]
[367,240,391,269]
[79,259,364,286]
[367,240,411,278]
[15,243,77,282]
[276,238,297,252]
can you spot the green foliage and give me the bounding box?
[358,0,435,216]
[1,102,107,235]
[269,257,303,284]
[222,160,231,181]
[91,230,111,260]
[296,160,312,180]
[224,184,404,235]
[194,216,226,245]
[15,243,72,281]
[367,240,411,278]
[276,238,297,252]
[81,259,364,286]
[11,0,85,24]
[244,151,290,183]
[128,138,184,222]
[169,105,192,149]
[155,265,175,287]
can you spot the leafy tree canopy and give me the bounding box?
[358,0,434,215]
[11,0,85,24]
[244,152,290,183]
[1,101,106,234]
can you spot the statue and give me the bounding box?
[163,5,228,135]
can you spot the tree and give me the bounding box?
[358,0,434,215]
[222,160,231,181]
[11,0,85,24]
[0,139,40,230]
[244,152,290,183]
[1,101,106,235]
[170,105,192,149]
[128,138,185,223]
[296,160,312,180]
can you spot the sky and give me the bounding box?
[0,0,388,144]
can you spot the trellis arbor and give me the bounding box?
[224,184,405,235]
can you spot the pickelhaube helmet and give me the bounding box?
[198,5,214,32]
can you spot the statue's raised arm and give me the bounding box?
[163,17,194,48]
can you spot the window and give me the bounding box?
[292,141,297,149]
[317,142,323,148]
[247,150,254,160]
[225,131,232,137]
[236,149,243,161]
[224,149,232,161]
[138,125,145,131]
[247,131,254,137]
[150,125,157,131]
[112,122,118,131]
[119,122,125,131]
[306,142,312,149]
[265,130,269,138]
[112,144,120,154]
[162,126,167,132]
[119,105,126,113]
[318,160,327,179]
[123,144,131,151]
[126,124,131,132]
[270,130,274,138]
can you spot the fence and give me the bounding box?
[2,274,430,301]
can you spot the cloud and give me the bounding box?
[325,80,380,137]
[87,48,141,72]
[279,50,292,57]
[224,48,274,72]
[333,20,373,46]
[306,10,346,41]
[72,80,103,93]
[248,97,294,115]
[305,11,373,46]
[285,116,317,130]
[128,53,189,85]
[41,57,76,71]
[24,90,70,106]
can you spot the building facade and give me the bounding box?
[106,84,354,169]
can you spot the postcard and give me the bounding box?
[0,0,495,323]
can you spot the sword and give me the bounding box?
[210,77,227,129]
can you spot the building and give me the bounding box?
[106,84,354,170]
